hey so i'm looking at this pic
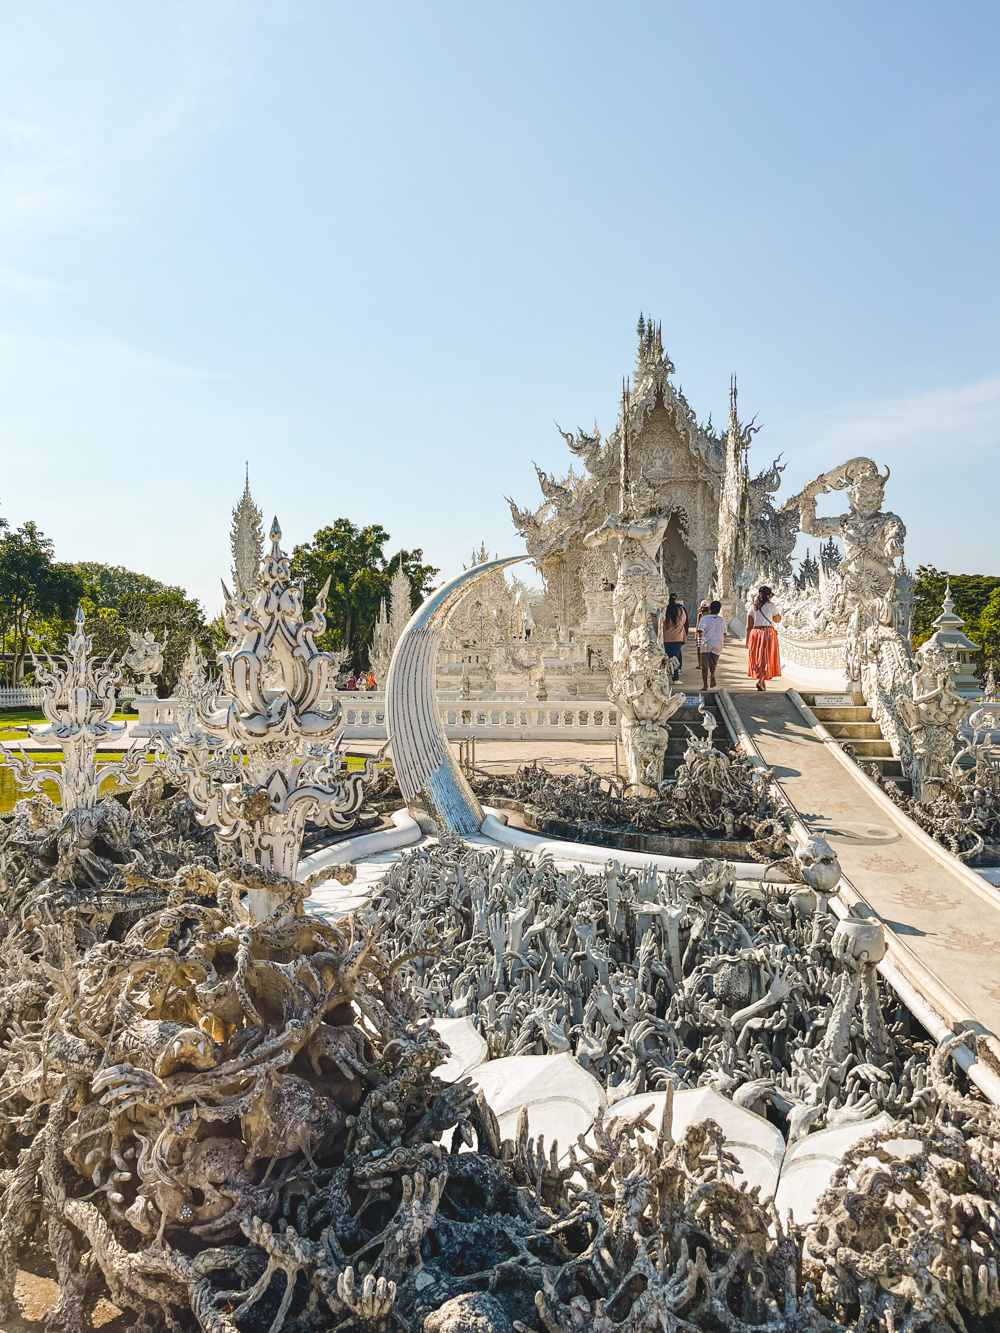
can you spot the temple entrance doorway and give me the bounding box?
[661,511,697,615]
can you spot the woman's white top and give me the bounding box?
[751,600,777,628]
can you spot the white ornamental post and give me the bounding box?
[163,519,378,920]
[17,607,145,811]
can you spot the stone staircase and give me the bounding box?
[660,699,730,778]
[798,692,912,796]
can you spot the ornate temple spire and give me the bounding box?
[231,464,264,598]
[619,377,632,515]
[713,374,753,614]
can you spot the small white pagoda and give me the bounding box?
[926,581,980,697]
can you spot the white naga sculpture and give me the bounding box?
[584,440,684,795]
[125,627,164,695]
[163,520,379,919]
[6,608,145,811]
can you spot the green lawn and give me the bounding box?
[0,744,390,814]
[0,707,133,741]
[0,758,133,814]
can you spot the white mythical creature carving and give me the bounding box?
[125,628,165,694]
[747,455,798,585]
[160,519,379,918]
[584,472,683,795]
[782,457,905,637]
[175,638,219,729]
[2,607,145,813]
[897,636,968,801]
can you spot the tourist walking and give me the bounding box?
[699,599,727,690]
[662,594,689,674]
[346,670,357,691]
[746,586,781,690]
[366,670,376,691]
[694,598,710,670]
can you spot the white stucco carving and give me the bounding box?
[231,466,264,598]
[125,627,164,695]
[583,415,684,795]
[509,318,725,654]
[160,519,378,919]
[386,555,529,834]
[16,607,145,811]
[897,637,969,801]
[370,566,412,686]
[781,458,906,639]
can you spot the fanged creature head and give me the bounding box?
[845,458,890,518]
[628,473,657,516]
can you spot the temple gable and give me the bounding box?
[509,317,725,661]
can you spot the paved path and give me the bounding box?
[720,650,1000,1048]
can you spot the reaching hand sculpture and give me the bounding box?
[160,519,379,918]
[125,627,165,695]
[4,607,145,812]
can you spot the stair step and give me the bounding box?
[800,691,866,707]
[822,721,884,740]
[860,754,907,774]
[811,706,875,723]
[840,740,895,758]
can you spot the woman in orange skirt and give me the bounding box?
[746,585,781,690]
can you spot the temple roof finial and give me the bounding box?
[231,469,265,598]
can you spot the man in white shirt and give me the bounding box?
[699,599,727,690]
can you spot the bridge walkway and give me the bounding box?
[709,648,1000,1068]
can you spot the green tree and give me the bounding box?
[0,524,84,684]
[75,562,176,604]
[796,549,819,589]
[77,563,213,695]
[911,565,1000,650]
[977,587,1000,677]
[290,521,438,668]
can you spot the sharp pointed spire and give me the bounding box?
[231,470,265,597]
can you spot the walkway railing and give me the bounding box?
[125,691,619,741]
[338,692,618,740]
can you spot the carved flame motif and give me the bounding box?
[7,607,146,811]
[161,519,379,912]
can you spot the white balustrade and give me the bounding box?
[125,690,620,743]
[131,697,185,737]
[0,684,137,711]
[0,686,48,709]
[334,692,617,741]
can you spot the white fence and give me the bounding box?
[0,687,48,709]
[0,685,137,711]
[110,691,621,744]
[337,692,618,741]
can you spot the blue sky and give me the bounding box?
[0,1,997,613]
